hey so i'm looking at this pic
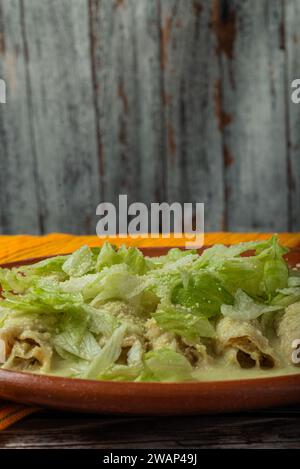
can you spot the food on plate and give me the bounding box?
[0,236,299,382]
[277,302,300,363]
[216,317,278,369]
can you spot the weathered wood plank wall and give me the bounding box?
[0,0,40,233]
[90,0,164,207]
[285,0,300,231]
[22,0,101,233]
[0,0,299,234]
[160,0,224,231]
[219,0,288,231]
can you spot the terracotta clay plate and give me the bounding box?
[0,246,299,416]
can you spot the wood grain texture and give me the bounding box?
[218,0,289,232]
[0,0,40,234]
[0,0,299,235]
[284,0,300,231]
[160,0,225,231]
[90,0,164,207]
[21,0,100,233]
[0,407,300,448]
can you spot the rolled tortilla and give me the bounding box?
[177,336,211,367]
[145,318,210,367]
[277,301,300,366]
[0,339,5,363]
[216,317,278,369]
[0,324,52,372]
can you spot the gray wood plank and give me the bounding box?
[0,0,40,234]
[22,0,100,234]
[284,0,300,231]
[90,0,164,207]
[219,0,288,232]
[160,0,224,231]
[0,0,296,235]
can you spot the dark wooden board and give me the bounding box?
[0,406,300,448]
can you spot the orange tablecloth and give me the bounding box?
[0,232,299,263]
[0,232,299,430]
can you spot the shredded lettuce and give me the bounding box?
[62,245,93,277]
[0,236,297,382]
[142,348,194,382]
[288,277,300,287]
[54,330,101,361]
[221,289,282,321]
[153,306,215,340]
[90,266,146,306]
[256,236,289,296]
[171,271,233,317]
[98,364,142,381]
[96,243,149,275]
[85,325,126,379]
[1,287,86,316]
[271,286,300,308]
[198,236,289,300]
[195,242,258,269]
[20,255,68,275]
[0,268,32,294]
[88,306,117,337]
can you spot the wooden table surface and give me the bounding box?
[0,406,300,449]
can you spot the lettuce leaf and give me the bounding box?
[143,252,199,303]
[153,306,215,340]
[59,273,100,299]
[62,245,93,277]
[216,257,265,298]
[20,255,68,275]
[171,271,233,317]
[0,255,69,294]
[271,285,300,308]
[164,248,197,262]
[85,325,126,379]
[288,276,300,287]
[142,348,194,382]
[90,266,146,306]
[127,339,143,366]
[256,236,289,296]
[195,242,258,269]
[198,236,288,300]
[54,330,101,361]
[221,289,282,321]
[88,306,117,337]
[95,242,119,271]
[1,287,84,314]
[97,364,142,381]
[117,245,150,275]
[0,268,32,294]
[96,243,149,275]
